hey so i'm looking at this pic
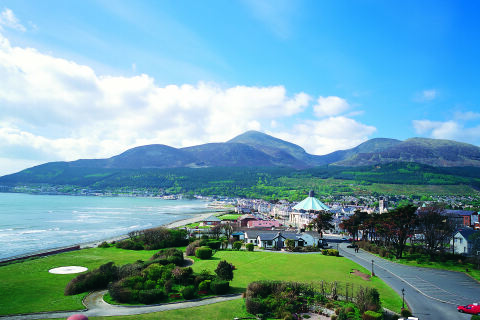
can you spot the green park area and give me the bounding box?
[0,246,402,318]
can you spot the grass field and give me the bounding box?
[0,247,403,317]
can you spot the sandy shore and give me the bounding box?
[80,211,220,249]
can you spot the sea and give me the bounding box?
[0,192,213,260]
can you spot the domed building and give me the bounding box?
[289,190,330,228]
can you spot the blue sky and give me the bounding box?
[0,0,479,175]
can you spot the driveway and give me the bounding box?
[336,241,480,320]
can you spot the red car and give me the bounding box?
[458,304,480,314]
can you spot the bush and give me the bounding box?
[207,240,222,250]
[246,243,254,251]
[98,241,110,248]
[356,287,381,313]
[245,297,266,315]
[210,279,230,294]
[322,249,340,256]
[400,309,412,317]
[108,282,133,303]
[138,288,166,304]
[115,239,144,250]
[181,285,197,300]
[65,262,118,295]
[215,260,235,281]
[186,240,201,256]
[150,248,184,266]
[195,246,213,259]
[172,267,193,285]
[198,280,211,292]
[233,241,243,250]
[471,315,480,320]
[362,310,383,320]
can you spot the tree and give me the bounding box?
[221,223,233,240]
[417,206,455,257]
[215,260,235,281]
[384,205,418,259]
[210,224,223,239]
[285,238,295,251]
[309,211,334,238]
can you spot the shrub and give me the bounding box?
[150,248,184,266]
[138,288,166,304]
[215,260,235,281]
[207,240,222,250]
[98,241,110,248]
[322,249,340,256]
[115,239,144,250]
[362,310,383,320]
[181,285,197,300]
[210,279,230,294]
[331,315,337,320]
[198,280,211,292]
[245,297,266,315]
[471,315,480,320]
[164,279,173,294]
[233,241,243,250]
[356,287,381,313]
[186,240,201,256]
[246,243,254,251]
[65,262,118,295]
[400,309,412,317]
[195,246,213,259]
[108,282,133,303]
[172,266,193,285]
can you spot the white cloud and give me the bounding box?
[313,96,350,117]
[272,116,377,155]
[0,8,26,32]
[412,119,480,144]
[454,111,480,121]
[0,32,378,175]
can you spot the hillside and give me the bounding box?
[336,137,480,167]
[1,131,480,193]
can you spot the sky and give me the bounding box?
[0,0,479,176]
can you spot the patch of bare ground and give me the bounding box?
[350,269,371,281]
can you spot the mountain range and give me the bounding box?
[4,130,480,175]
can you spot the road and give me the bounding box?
[330,238,480,320]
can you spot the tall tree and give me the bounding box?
[309,211,334,238]
[385,205,418,259]
[417,206,456,257]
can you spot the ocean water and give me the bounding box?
[0,193,212,260]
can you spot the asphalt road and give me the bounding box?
[332,240,480,320]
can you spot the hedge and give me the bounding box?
[195,246,213,259]
[362,310,382,320]
[210,279,230,294]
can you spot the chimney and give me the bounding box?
[309,190,314,197]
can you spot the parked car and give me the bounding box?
[458,304,480,314]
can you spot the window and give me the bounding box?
[267,240,272,246]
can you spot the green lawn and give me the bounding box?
[191,251,402,313]
[0,247,157,315]
[0,248,403,316]
[218,214,242,220]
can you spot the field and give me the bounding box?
[0,247,403,317]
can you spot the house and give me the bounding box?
[450,229,479,255]
[199,215,221,226]
[247,220,282,228]
[256,232,306,249]
[238,214,258,227]
[242,230,321,249]
[444,210,478,228]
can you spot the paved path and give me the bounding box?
[337,242,480,320]
[0,292,242,320]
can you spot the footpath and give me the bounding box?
[0,292,242,320]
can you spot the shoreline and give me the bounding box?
[1,209,229,264]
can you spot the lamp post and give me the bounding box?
[371,260,375,276]
[402,288,405,309]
